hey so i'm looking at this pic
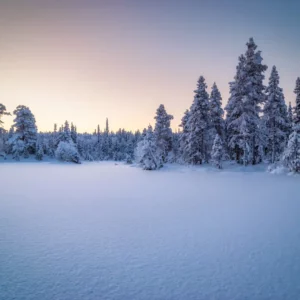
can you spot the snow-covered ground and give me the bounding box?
[1,161,300,300]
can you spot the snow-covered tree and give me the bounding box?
[8,105,37,158]
[55,141,81,164]
[294,78,300,125]
[209,83,225,139]
[211,134,226,169]
[182,76,210,164]
[225,55,246,162]
[263,66,289,163]
[0,104,10,130]
[71,123,77,144]
[225,38,267,165]
[178,109,189,162]
[105,118,109,134]
[0,104,10,156]
[282,126,300,173]
[135,125,162,170]
[288,102,294,135]
[35,137,44,161]
[154,104,173,162]
[62,121,72,143]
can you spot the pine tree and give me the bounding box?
[209,83,225,139]
[154,104,173,162]
[263,66,289,163]
[8,105,37,158]
[135,125,162,170]
[294,77,300,126]
[211,134,226,169]
[182,76,210,164]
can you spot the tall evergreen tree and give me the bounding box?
[263,66,289,163]
[154,104,173,162]
[9,105,37,158]
[182,76,210,164]
[225,55,246,162]
[225,38,267,165]
[294,77,300,126]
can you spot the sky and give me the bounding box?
[0,0,299,132]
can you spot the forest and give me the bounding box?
[0,38,300,173]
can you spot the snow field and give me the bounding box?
[1,162,300,300]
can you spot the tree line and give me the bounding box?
[0,38,300,172]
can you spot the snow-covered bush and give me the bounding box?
[135,126,162,170]
[211,134,226,169]
[55,141,81,164]
[282,128,300,173]
[35,138,44,161]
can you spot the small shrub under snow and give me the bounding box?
[55,141,81,164]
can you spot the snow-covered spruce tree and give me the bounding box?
[225,38,267,165]
[35,137,44,161]
[294,78,300,125]
[154,104,174,162]
[209,83,225,139]
[288,102,293,125]
[263,66,289,163]
[282,126,300,173]
[135,125,162,170]
[71,123,77,144]
[62,121,72,143]
[182,76,210,164]
[8,105,37,158]
[178,109,190,163]
[211,134,226,169]
[225,55,246,162]
[288,102,294,135]
[55,141,81,164]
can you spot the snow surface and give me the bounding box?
[1,161,300,300]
